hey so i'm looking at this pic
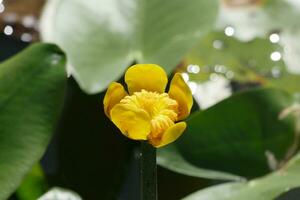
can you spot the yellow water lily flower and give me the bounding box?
[103,64,193,148]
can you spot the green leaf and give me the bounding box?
[183,153,300,200]
[0,43,66,199]
[176,88,296,178]
[158,144,244,181]
[40,0,219,94]
[16,164,48,200]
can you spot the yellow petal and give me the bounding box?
[168,73,193,120]
[155,122,187,148]
[125,64,168,94]
[103,82,128,118]
[110,104,151,140]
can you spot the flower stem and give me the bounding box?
[140,141,157,200]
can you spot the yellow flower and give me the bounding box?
[103,64,193,148]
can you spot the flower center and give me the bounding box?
[119,90,178,142]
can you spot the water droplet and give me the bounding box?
[3,25,13,36]
[21,33,32,42]
[269,33,280,43]
[214,65,227,74]
[271,66,282,78]
[0,3,5,13]
[224,26,235,37]
[213,40,224,49]
[181,73,189,82]
[226,71,235,79]
[270,51,282,61]
[210,73,220,81]
[3,13,18,23]
[22,15,37,28]
[187,64,200,74]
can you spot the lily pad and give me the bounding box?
[40,0,219,93]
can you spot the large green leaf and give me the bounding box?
[158,144,244,181]
[0,43,66,199]
[40,0,218,93]
[175,88,296,178]
[183,152,300,200]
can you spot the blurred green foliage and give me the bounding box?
[16,164,47,200]
[183,31,300,94]
[0,43,66,199]
[183,152,300,200]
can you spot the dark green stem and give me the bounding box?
[140,141,157,200]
